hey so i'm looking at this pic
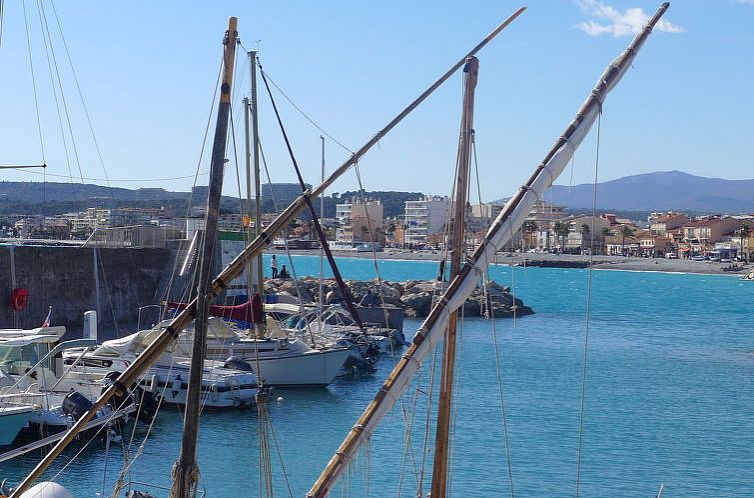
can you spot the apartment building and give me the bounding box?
[404,196,450,245]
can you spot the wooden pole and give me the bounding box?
[169,16,238,498]
[7,10,527,495]
[243,97,255,301]
[250,50,264,306]
[430,55,478,498]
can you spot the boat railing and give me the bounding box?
[0,339,98,401]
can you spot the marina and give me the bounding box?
[0,261,752,495]
[0,1,752,496]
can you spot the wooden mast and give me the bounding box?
[243,98,255,300]
[430,55,479,498]
[250,50,264,305]
[169,17,238,498]
[6,11,527,495]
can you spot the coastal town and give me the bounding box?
[3,181,752,265]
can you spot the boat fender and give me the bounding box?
[16,482,74,498]
[223,356,254,372]
[9,288,29,311]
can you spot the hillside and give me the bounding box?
[547,171,754,213]
[0,182,423,218]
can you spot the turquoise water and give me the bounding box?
[3,255,754,497]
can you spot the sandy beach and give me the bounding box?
[280,249,752,276]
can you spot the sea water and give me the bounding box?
[3,255,754,497]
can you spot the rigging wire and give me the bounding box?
[253,59,354,154]
[469,133,516,498]
[159,53,223,317]
[48,0,114,198]
[0,0,5,51]
[37,0,85,184]
[35,0,74,182]
[352,160,421,484]
[22,0,46,165]
[574,109,602,498]
[1,167,209,183]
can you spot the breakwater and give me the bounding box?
[0,245,170,332]
[265,277,534,319]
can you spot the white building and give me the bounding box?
[335,202,353,242]
[404,196,450,245]
[335,199,383,243]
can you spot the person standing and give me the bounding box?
[271,254,279,278]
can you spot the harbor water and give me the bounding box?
[3,255,753,497]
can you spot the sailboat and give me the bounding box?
[5,3,671,496]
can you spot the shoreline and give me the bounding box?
[277,249,751,276]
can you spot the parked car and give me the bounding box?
[691,255,708,261]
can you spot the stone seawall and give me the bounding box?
[0,245,170,333]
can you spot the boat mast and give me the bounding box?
[430,55,478,498]
[319,135,326,334]
[243,98,254,299]
[170,17,238,498]
[306,4,669,496]
[250,50,264,305]
[7,11,526,494]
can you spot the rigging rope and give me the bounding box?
[471,129,516,497]
[574,109,602,498]
[22,0,46,165]
[37,0,85,184]
[254,60,354,154]
[35,0,73,182]
[49,0,114,199]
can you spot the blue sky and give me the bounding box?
[1,1,753,203]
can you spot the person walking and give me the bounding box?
[271,254,279,278]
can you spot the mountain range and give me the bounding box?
[547,170,754,214]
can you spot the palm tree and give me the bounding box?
[552,221,570,252]
[580,223,591,253]
[739,223,751,262]
[619,225,634,256]
[521,220,538,251]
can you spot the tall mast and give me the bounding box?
[7,11,526,494]
[170,16,238,498]
[307,4,668,496]
[243,98,254,300]
[250,50,264,304]
[319,135,326,334]
[430,55,478,498]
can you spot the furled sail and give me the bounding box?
[307,3,671,497]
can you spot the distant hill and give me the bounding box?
[0,181,424,219]
[547,171,754,214]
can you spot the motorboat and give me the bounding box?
[170,317,354,386]
[61,326,262,408]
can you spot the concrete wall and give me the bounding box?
[0,245,170,334]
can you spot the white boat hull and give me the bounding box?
[220,347,353,386]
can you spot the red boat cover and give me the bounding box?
[167,295,264,324]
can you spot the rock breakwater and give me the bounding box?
[264,277,534,319]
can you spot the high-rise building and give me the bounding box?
[404,196,450,245]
